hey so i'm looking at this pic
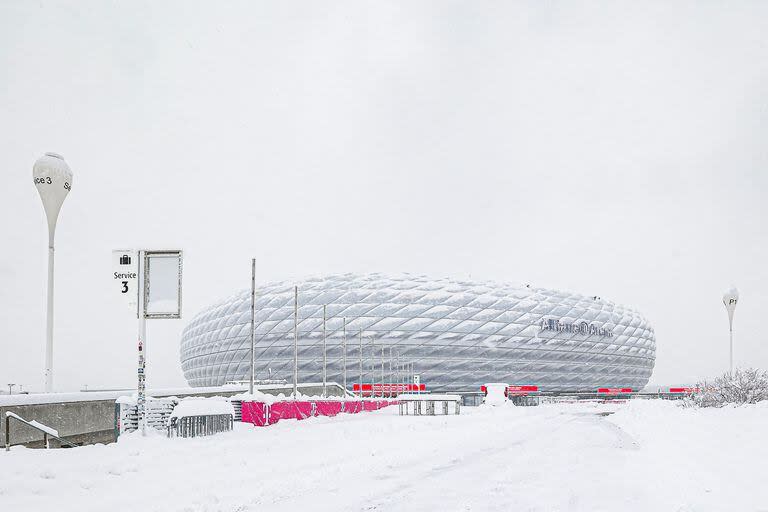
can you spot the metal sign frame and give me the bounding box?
[142,250,183,319]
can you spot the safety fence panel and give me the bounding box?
[241,400,397,428]
[343,401,362,414]
[241,401,268,426]
[315,401,343,417]
[267,401,313,424]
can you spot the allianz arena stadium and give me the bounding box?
[180,273,656,392]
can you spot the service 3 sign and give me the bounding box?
[112,249,139,315]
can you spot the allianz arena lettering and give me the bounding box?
[180,273,656,392]
[540,318,614,338]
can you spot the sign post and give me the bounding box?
[112,249,182,435]
[33,153,73,392]
[722,287,739,374]
[137,251,147,435]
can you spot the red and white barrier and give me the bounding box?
[352,383,425,397]
[597,388,633,395]
[669,387,700,394]
[241,399,398,428]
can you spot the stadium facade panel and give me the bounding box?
[180,273,656,392]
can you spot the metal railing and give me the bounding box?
[398,398,461,416]
[5,412,77,451]
[167,414,233,438]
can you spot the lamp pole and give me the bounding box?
[342,317,347,395]
[389,346,393,397]
[322,305,327,398]
[33,153,73,393]
[370,335,375,396]
[380,346,385,398]
[249,259,256,395]
[293,286,298,398]
[722,287,739,374]
[358,329,363,398]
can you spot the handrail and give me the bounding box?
[5,412,77,451]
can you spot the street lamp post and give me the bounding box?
[722,287,739,374]
[322,305,327,398]
[33,153,73,393]
[293,286,298,398]
[249,259,256,395]
[380,346,384,398]
[358,329,363,398]
[342,317,347,395]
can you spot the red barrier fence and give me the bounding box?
[508,385,539,396]
[242,402,269,426]
[241,399,397,428]
[597,388,633,395]
[669,387,700,394]
[315,401,343,417]
[268,401,313,424]
[352,383,425,396]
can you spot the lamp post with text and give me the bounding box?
[722,287,739,374]
[33,153,73,393]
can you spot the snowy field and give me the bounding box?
[3,400,767,512]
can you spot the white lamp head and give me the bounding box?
[722,287,739,327]
[33,152,73,243]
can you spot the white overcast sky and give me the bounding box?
[1,1,766,392]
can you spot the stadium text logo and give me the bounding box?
[540,318,614,338]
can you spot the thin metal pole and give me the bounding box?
[342,318,347,394]
[322,305,327,398]
[249,259,256,395]
[44,242,54,392]
[406,361,409,392]
[389,346,393,397]
[380,346,384,398]
[137,251,147,436]
[395,353,399,394]
[729,326,733,374]
[370,335,375,396]
[293,285,298,399]
[359,329,363,398]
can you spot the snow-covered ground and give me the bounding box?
[2,400,767,512]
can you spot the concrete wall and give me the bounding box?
[2,400,116,448]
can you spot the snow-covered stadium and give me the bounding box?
[180,274,656,392]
